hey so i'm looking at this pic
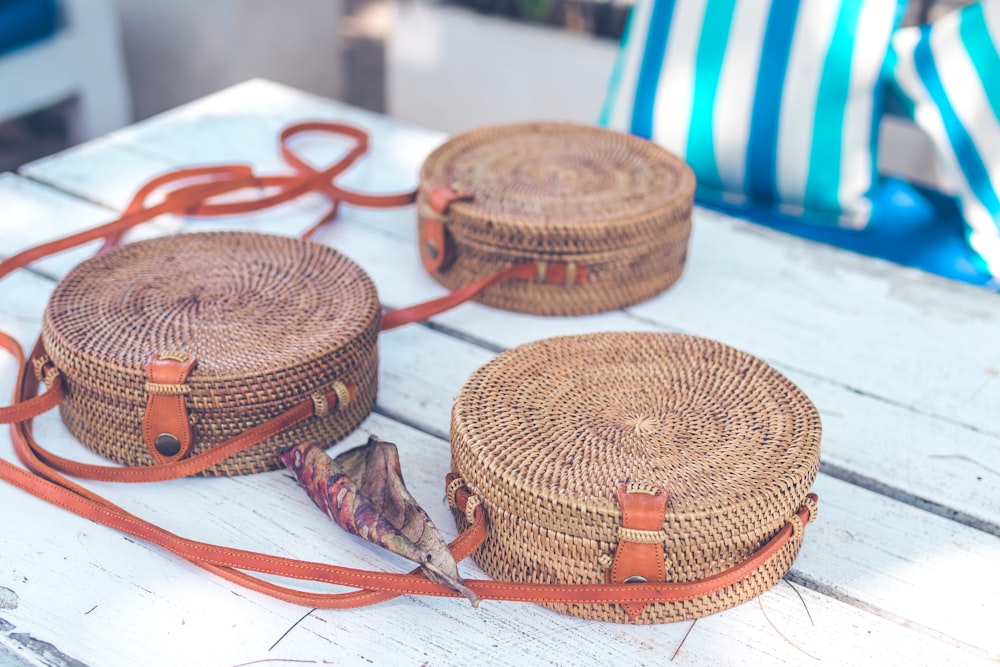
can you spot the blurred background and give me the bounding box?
[0,0,970,173]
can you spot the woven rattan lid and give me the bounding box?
[42,232,380,385]
[451,332,822,541]
[419,122,695,253]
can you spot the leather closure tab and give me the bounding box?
[419,184,472,275]
[427,183,473,216]
[609,484,669,620]
[418,215,454,274]
[142,353,197,465]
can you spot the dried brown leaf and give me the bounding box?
[281,437,478,605]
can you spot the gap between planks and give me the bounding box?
[784,571,998,662]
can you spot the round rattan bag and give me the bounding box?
[40,231,380,476]
[449,332,822,623]
[416,122,695,316]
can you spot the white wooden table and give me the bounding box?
[1,79,998,667]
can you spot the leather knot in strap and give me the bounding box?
[143,353,197,465]
[610,483,669,620]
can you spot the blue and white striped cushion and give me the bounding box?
[601,0,908,228]
[889,1,1000,278]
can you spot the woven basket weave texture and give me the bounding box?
[419,122,695,315]
[450,332,822,623]
[41,232,380,476]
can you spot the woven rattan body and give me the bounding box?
[417,122,695,316]
[40,232,380,476]
[450,332,822,623]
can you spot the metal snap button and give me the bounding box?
[622,575,648,584]
[426,238,440,261]
[154,433,182,457]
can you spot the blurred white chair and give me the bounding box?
[0,0,132,143]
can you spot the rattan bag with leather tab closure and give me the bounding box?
[448,332,822,624]
[416,122,695,316]
[40,231,378,476]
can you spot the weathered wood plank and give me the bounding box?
[632,209,1000,447]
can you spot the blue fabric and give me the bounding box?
[603,0,911,229]
[913,26,1000,219]
[746,1,800,203]
[0,0,59,56]
[682,0,734,193]
[629,0,676,141]
[603,0,999,289]
[700,178,999,290]
[888,1,1000,280]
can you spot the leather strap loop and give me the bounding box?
[2,121,416,276]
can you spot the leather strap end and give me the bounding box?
[610,483,670,620]
[142,353,197,465]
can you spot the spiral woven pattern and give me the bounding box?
[419,122,694,315]
[42,232,381,476]
[451,332,821,623]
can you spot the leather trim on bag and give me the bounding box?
[142,353,198,465]
[609,484,670,620]
[418,184,473,274]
